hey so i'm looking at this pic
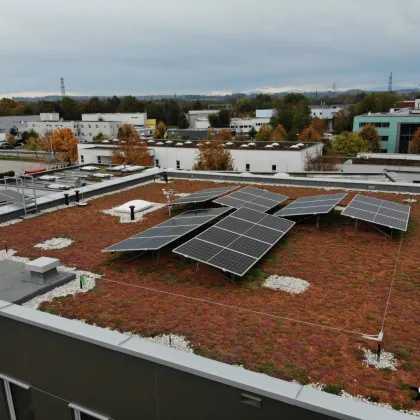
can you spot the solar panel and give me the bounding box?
[341,194,410,231]
[173,207,295,277]
[170,186,238,205]
[275,193,347,217]
[213,186,288,213]
[103,207,230,252]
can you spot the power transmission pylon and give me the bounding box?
[388,72,393,92]
[60,77,66,98]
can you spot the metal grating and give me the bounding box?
[275,193,347,217]
[170,186,238,205]
[341,194,410,231]
[103,207,230,252]
[213,186,288,213]
[173,207,295,276]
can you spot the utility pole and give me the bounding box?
[388,72,393,92]
[60,77,66,98]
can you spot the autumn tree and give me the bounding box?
[112,124,151,165]
[193,136,235,171]
[256,124,273,141]
[215,129,233,141]
[333,107,356,132]
[50,128,78,164]
[153,122,167,139]
[6,135,16,146]
[271,124,287,141]
[298,126,322,143]
[409,128,420,154]
[332,132,370,156]
[359,124,381,153]
[311,117,328,136]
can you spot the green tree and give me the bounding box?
[359,124,381,153]
[248,127,257,139]
[93,132,111,142]
[332,132,370,156]
[121,96,145,112]
[163,100,181,126]
[409,128,420,154]
[146,102,165,121]
[193,136,236,171]
[192,100,203,110]
[25,136,41,157]
[60,97,82,120]
[354,92,400,115]
[178,112,189,129]
[208,113,221,128]
[218,109,232,127]
[256,124,273,141]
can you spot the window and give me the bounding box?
[81,124,84,128]
[82,133,85,136]
[88,125,91,128]
[272,165,276,171]
[80,155,84,163]
[69,403,109,420]
[97,156,102,164]
[89,133,92,136]
[1,374,34,420]
[155,159,159,167]
[96,125,99,128]
[246,164,250,171]
[176,160,180,169]
[380,149,388,153]
[381,136,389,141]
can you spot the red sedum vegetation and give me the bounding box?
[1,180,419,409]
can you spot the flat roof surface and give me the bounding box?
[1,179,419,411]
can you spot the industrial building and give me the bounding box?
[187,110,220,129]
[27,113,148,143]
[353,109,420,153]
[77,141,322,172]
[0,115,41,137]
[229,117,270,136]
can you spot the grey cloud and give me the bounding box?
[0,0,419,96]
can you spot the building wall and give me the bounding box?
[78,143,322,172]
[353,116,399,153]
[187,110,220,129]
[0,115,40,135]
[28,121,80,137]
[82,113,147,126]
[229,118,270,135]
[256,109,274,118]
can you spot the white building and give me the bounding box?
[187,110,220,129]
[256,109,274,118]
[82,113,147,127]
[229,118,270,136]
[78,141,322,172]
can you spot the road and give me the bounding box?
[0,160,54,174]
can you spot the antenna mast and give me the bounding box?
[388,72,393,92]
[60,77,66,98]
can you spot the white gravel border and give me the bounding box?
[34,237,73,250]
[362,347,398,370]
[102,203,165,223]
[263,275,310,294]
[0,249,100,309]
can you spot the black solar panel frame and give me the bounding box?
[170,186,238,205]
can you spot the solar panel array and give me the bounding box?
[170,186,238,205]
[103,207,230,252]
[173,207,295,276]
[341,194,411,231]
[213,186,288,213]
[275,193,347,217]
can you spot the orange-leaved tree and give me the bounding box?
[215,129,233,141]
[359,124,381,153]
[410,128,420,154]
[270,124,288,141]
[153,122,167,139]
[6,135,16,145]
[111,124,152,165]
[193,136,236,171]
[298,126,322,142]
[311,117,328,136]
[49,128,78,164]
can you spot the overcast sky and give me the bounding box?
[1,0,419,97]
